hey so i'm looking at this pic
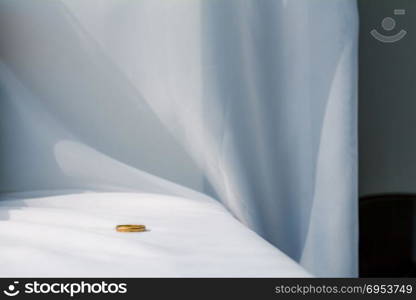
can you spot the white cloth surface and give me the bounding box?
[0,192,309,277]
[0,0,358,276]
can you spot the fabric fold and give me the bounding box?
[0,0,358,277]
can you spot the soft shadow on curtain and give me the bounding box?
[0,0,358,277]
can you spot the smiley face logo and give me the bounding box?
[3,281,20,297]
[371,9,407,43]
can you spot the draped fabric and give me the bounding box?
[0,0,358,277]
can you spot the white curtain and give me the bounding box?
[0,0,358,277]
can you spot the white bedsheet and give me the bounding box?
[0,192,310,277]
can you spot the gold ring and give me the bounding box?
[116,224,146,232]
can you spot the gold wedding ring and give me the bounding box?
[116,224,146,232]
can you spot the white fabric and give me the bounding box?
[0,192,310,277]
[0,0,358,276]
